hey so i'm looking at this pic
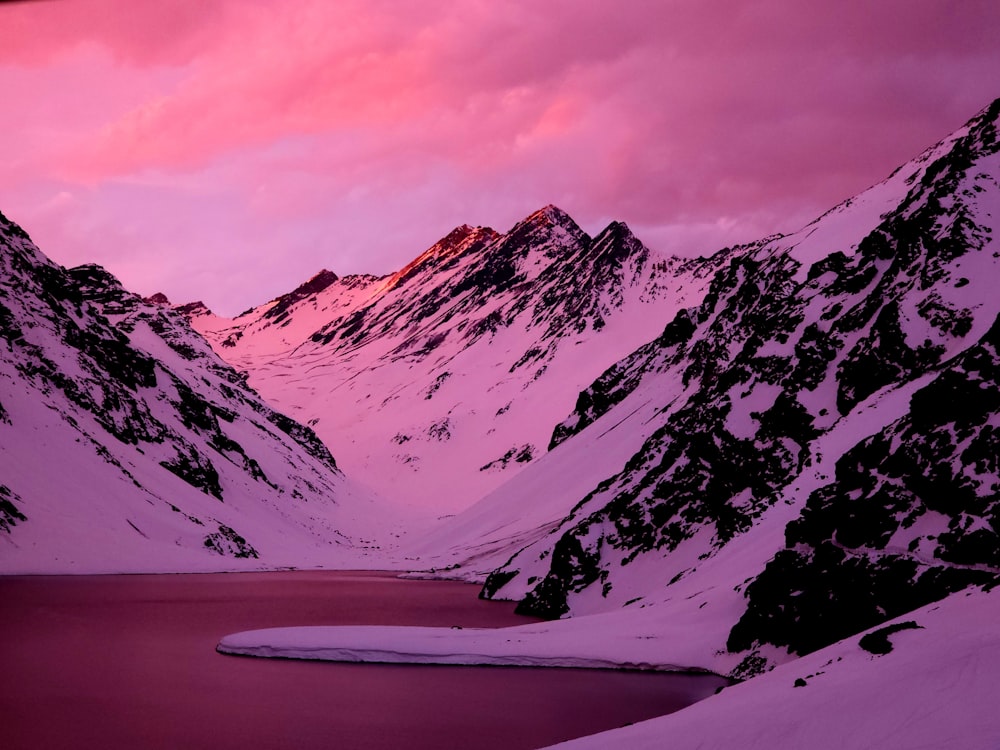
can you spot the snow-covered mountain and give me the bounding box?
[460,96,1000,678]
[2,92,998,750]
[187,206,717,512]
[0,212,399,573]
[223,96,998,750]
[3,94,995,750]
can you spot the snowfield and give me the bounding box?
[543,586,1000,750]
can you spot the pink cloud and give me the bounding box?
[1,1,999,315]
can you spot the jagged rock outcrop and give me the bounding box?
[728,310,1000,658]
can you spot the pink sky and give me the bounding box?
[2,0,998,315]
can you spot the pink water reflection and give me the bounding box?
[0,571,726,749]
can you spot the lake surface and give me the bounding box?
[0,571,727,749]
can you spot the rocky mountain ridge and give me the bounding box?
[474,96,1000,674]
[188,205,719,512]
[0,213,392,572]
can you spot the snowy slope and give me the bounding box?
[207,96,1000,750]
[189,207,714,512]
[542,586,1000,750]
[0,213,407,573]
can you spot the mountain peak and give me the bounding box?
[65,264,133,308]
[521,204,577,230]
[385,223,500,293]
[298,268,340,293]
[593,220,637,243]
[66,263,124,291]
[505,205,589,251]
[262,269,340,322]
[174,300,211,317]
[441,224,477,244]
[434,224,499,255]
[144,292,171,306]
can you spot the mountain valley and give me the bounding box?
[3,96,1000,750]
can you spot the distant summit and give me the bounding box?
[263,269,340,323]
[187,205,701,512]
[520,204,581,231]
[173,300,211,318]
[503,204,588,258]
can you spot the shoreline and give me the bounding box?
[217,622,722,676]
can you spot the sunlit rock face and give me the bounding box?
[188,204,715,512]
[0,211,383,573]
[481,98,1000,667]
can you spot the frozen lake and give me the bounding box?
[0,571,727,749]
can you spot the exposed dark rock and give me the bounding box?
[266,410,339,472]
[263,269,339,323]
[516,527,603,618]
[728,313,1000,657]
[174,301,211,317]
[160,445,224,500]
[837,301,944,414]
[203,523,258,558]
[479,444,535,472]
[858,621,922,655]
[0,485,27,533]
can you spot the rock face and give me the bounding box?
[0,213,384,573]
[478,98,1000,669]
[728,310,1000,657]
[189,205,713,512]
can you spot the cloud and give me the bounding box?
[2,0,999,314]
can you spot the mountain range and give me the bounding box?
[185,95,1000,685]
[2,94,999,749]
[184,206,722,513]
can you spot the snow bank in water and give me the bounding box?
[221,626,661,670]
[217,608,726,673]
